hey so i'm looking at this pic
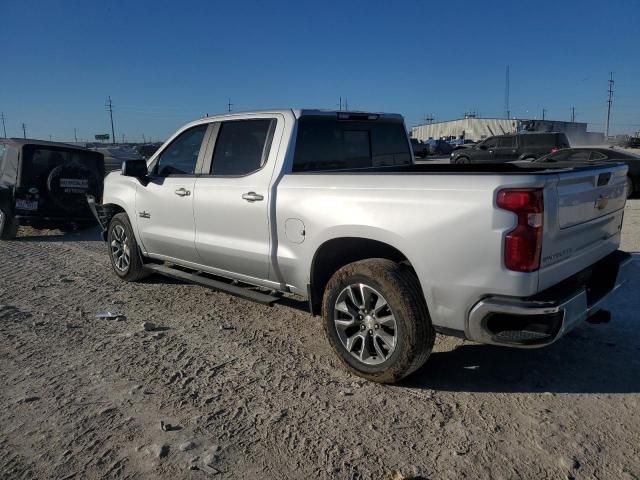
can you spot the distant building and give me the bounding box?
[411,117,604,145]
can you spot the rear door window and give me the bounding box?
[589,151,608,161]
[497,136,515,148]
[565,150,591,161]
[209,119,274,176]
[520,134,553,147]
[293,118,411,172]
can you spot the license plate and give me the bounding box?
[15,199,38,211]
[60,178,88,189]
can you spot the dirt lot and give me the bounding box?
[1,201,639,480]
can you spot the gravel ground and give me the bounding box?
[1,201,639,480]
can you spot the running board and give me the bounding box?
[145,264,280,306]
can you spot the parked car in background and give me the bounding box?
[90,109,630,384]
[425,139,453,155]
[624,137,640,149]
[94,146,144,172]
[0,138,104,238]
[136,142,163,159]
[452,140,476,151]
[410,138,429,158]
[530,147,640,198]
[450,132,570,164]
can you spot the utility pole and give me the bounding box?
[542,108,547,121]
[142,133,146,143]
[1,112,6,138]
[345,97,348,111]
[74,128,78,142]
[106,96,116,145]
[571,107,575,123]
[605,72,614,138]
[227,98,233,112]
[21,123,26,139]
[339,97,342,111]
[49,135,52,141]
[504,65,510,119]
[424,114,434,125]
[122,133,125,144]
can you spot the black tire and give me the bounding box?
[626,176,634,199]
[107,213,149,282]
[322,258,435,384]
[454,156,470,164]
[0,207,18,240]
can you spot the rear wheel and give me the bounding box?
[107,213,149,282]
[454,156,470,164]
[322,258,435,384]
[0,207,18,240]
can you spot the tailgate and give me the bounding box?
[538,163,627,291]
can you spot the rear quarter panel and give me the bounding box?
[275,172,551,331]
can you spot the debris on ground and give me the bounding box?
[96,310,126,321]
[141,321,157,331]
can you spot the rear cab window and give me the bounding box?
[292,116,412,172]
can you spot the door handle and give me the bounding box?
[174,188,191,197]
[242,191,264,202]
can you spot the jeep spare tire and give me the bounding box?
[46,164,100,212]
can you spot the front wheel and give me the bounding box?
[0,207,18,240]
[107,213,149,282]
[322,258,435,384]
[626,176,634,199]
[454,156,470,164]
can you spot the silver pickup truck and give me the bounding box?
[90,109,632,383]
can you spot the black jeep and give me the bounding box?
[0,139,104,239]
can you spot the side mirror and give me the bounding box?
[122,159,148,178]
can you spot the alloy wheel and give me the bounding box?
[110,224,131,272]
[333,283,397,365]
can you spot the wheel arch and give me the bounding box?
[308,236,422,316]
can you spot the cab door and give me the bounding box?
[493,135,517,162]
[193,116,282,281]
[135,123,211,262]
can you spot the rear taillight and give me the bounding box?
[496,189,544,272]
[550,148,558,153]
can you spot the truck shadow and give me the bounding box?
[405,260,640,394]
[405,331,640,394]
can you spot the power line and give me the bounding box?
[504,65,510,119]
[605,72,614,137]
[106,96,116,145]
[1,112,6,138]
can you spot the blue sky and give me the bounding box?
[1,0,638,142]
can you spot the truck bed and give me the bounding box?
[288,161,621,175]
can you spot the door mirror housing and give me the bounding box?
[122,159,148,178]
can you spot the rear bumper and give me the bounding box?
[466,250,633,347]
